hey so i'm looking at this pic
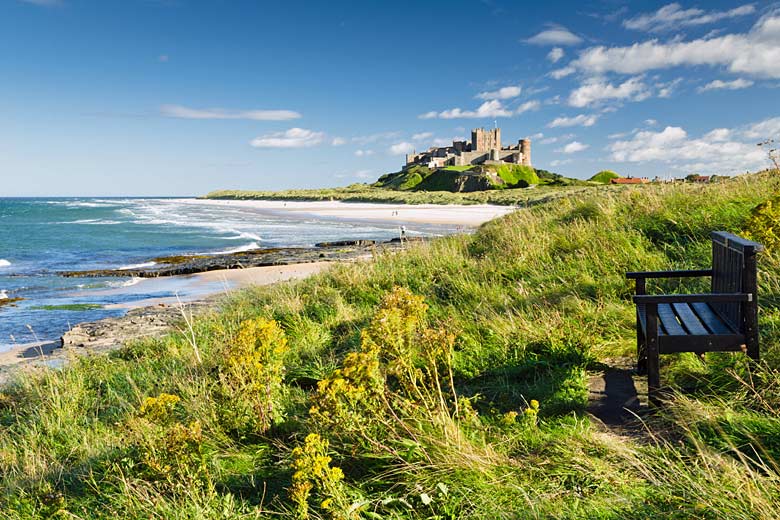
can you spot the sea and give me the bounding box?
[0,198,458,351]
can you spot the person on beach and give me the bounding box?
[400,225,407,243]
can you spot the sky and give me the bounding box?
[1,0,779,196]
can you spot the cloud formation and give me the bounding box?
[526,25,582,46]
[561,12,780,79]
[548,114,599,128]
[547,47,565,63]
[389,142,415,155]
[560,141,589,153]
[476,85,522,100]
[698,78,754,92]
[608,120,774,173]
[624,3,756,33]
[250,128,325,148]
[568,76,651,107]
[162,105,301,121]
[354,149,375,157]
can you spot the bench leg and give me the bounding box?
[637,312,647,375]
[646,304,661,406]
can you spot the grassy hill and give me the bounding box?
[590,170,621,184]
[3,172,780,518]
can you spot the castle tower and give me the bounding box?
[471,127,501,152]
[519,139,531,166]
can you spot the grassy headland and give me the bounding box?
[3,172,780,518]
[203,183,590,206]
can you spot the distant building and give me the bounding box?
[610,177,650,185]
[404,127,531,169]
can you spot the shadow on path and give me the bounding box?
[588,367,648,432]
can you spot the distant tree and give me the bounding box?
[685,174,701,182]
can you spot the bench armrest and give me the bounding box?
[626,269,712,280]
[633,293,753,304]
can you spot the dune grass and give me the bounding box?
[2,172,780,518]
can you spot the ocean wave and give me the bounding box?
[0,290,7,299]
[208,242,260,255]
[106,278,142,288]
[118,261,157,270]
[0,259,10,268]
[61,219,123,225]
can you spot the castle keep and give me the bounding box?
[405,127,531,169]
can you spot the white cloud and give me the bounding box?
[704,128,732,141]
[560,141,589,153]
[354,170,373,179]
[550,159,573,166]
[526,25,582,46]
[608,122,771,173]
[656,78,683,98]
[645,119,658,126]
[568,76,651,107]
[566,13,780,79]
[698,78,755,92]
[419,100,514,119]
[529,132,545,139]
[516,100,541,114]
[743,117,780,139]
[412,132,433,140]
[331,137,346,146]
[250,128,325,148]
[547,47,565,63]
[354,149,375,157]
[162,104,301,121]
[158,54,169,63]
[550,66,576,79]
[548,114,599,128]
[389,142,416,155]
[624,3,757,33]
[476,85,522,100]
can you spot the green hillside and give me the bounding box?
[6,172,780,518]
[590,170,621,184]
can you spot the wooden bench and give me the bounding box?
[627,231,763,404]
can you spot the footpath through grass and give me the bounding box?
[3,173,780,518]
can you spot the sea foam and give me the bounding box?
[0,259,11,268]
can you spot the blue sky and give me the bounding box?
[1,0,778,196]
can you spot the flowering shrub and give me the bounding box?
[523,399,540,427]
[744,195,780,251]
[289,433,348,519]
[216,317,288,435]
[139,393,181,424]
[130,393,207,489]
[310,287,458,436]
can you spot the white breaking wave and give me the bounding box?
[63,219,123,225]
[209,242,261,255]
[106,277,142,288]
[0,290,7,299]
[118,261,157,270]
[0,259,11,268]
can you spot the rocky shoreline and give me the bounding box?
[59,238,419,278]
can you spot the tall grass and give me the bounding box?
[1,172,780,518]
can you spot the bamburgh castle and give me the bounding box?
[405,127,531,169]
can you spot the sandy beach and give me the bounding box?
[177,199,517,226]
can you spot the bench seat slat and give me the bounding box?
[690,302,735,335]
[658,304,686,336]
[672,302,709,335]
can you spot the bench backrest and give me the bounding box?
[711,231,763,331]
